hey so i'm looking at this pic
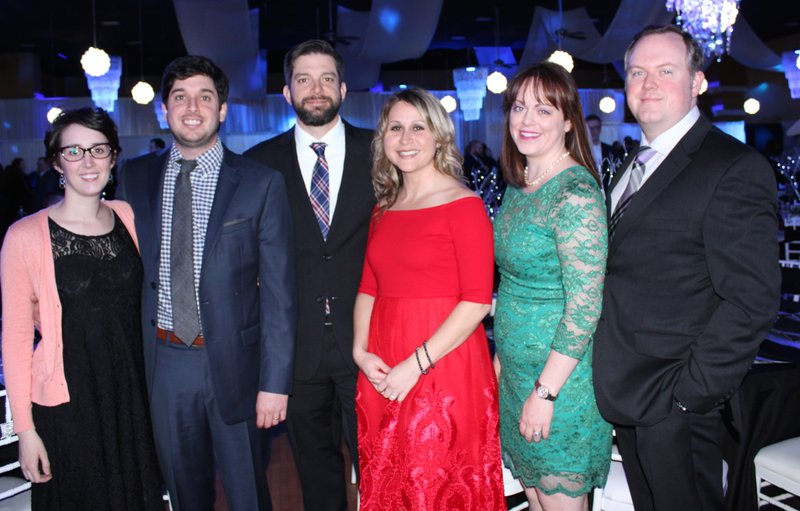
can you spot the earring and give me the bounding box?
[58,173,65,189]
[108,173,114,184]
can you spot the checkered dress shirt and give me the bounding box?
[157,139,223,332]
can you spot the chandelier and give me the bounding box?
[665,0,740,61]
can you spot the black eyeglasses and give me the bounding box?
[59,143,113,162]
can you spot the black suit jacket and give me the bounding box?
[244,121,374,380]
[117,146,296,424]
[593,115,780,426]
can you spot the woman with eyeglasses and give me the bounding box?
[1,107,163,510]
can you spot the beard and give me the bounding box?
[293,95,342,126]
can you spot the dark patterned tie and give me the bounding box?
[608,147,657,240]
[171,159,201,346]
[310,142,330,240]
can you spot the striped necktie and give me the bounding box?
[310,142,330,240]
[608,147,657,240]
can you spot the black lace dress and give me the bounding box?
[31,214,163,511]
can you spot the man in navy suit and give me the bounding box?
[117,55,295,511]
[593,26,780,511]
[246,40,373,511]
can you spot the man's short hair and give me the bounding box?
[585,114,602,125]
[624,25,705,75]
[283,39,345,85]
[160,55,229,105]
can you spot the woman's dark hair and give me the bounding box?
[160,55,229,105]
[500,62,598,188]
[44,107,121,166]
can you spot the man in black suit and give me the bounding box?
[585,114,614,189]
[593,25,780,511]
[245,39,374,511]
[117,55,295,511]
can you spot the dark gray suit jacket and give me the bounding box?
[117,146,296,424]
[593,115,780,426]
[245,121,374,380]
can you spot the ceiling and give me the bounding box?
[1,0,798,98]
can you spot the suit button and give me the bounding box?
[323,254,333,261]
[315,296,325,303]
[150,282,157,289]
[150,319,156,326]
[330,296,337,301]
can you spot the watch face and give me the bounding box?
[536,384,549,399]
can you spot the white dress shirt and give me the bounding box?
[293,118,347,221]
[610,107,701,213]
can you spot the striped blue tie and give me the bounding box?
[310,142,330,240]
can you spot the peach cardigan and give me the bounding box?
[0,201,139,432]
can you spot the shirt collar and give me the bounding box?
[168,137,224,174]
[641,106,700,157]
[293,117,345,150]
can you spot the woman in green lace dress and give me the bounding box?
[493,62,612,511]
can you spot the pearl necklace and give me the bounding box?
[524,151,570,187]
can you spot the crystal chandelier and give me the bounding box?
[665,0,740,61]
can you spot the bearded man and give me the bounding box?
[245,39,374,511]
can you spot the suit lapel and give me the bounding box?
[328,122,367,244]
[606,151,636,217]
[608,116,710,254]
[148,152,169,246]
[202,148,241,263]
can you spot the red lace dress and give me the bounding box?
[356,197,505,511]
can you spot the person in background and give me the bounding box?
[116,55,295,511]
[585,114,613,189]
[245,39,373,511]
[148,137,166,153]
[593,25,780,511]
[1,107,163,510]
[493,62,611,511]
[354,87,505,510]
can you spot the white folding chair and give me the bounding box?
[502,459,529,510]
[591,444,633,511]
[755,436,800,511]
[0,389,31,510]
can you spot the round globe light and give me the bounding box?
[743,98,760,115]
[81,47,111,77]
[131,81,155,105]
[46,107,63,124]
[599,96,616,114]
[547,50,574,73]
[486,71,508,94]
[440,95,457,113]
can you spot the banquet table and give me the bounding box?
[723,362,800,511]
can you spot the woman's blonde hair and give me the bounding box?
[371,88,463,212]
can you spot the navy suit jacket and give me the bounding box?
[593,115,780,427]
[117,145,296,424]
[244,121,374,380]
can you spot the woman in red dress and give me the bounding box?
[353,88,505,510]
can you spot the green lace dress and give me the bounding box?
[494,166,611,496]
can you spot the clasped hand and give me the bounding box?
[355,351,421,402]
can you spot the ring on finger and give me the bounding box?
[533,431,541,438]
[389,394,398,400]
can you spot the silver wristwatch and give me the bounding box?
[534,379,558,401]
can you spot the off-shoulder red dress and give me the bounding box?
[356,197,505,510]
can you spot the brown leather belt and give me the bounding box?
[156,327,205,347]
